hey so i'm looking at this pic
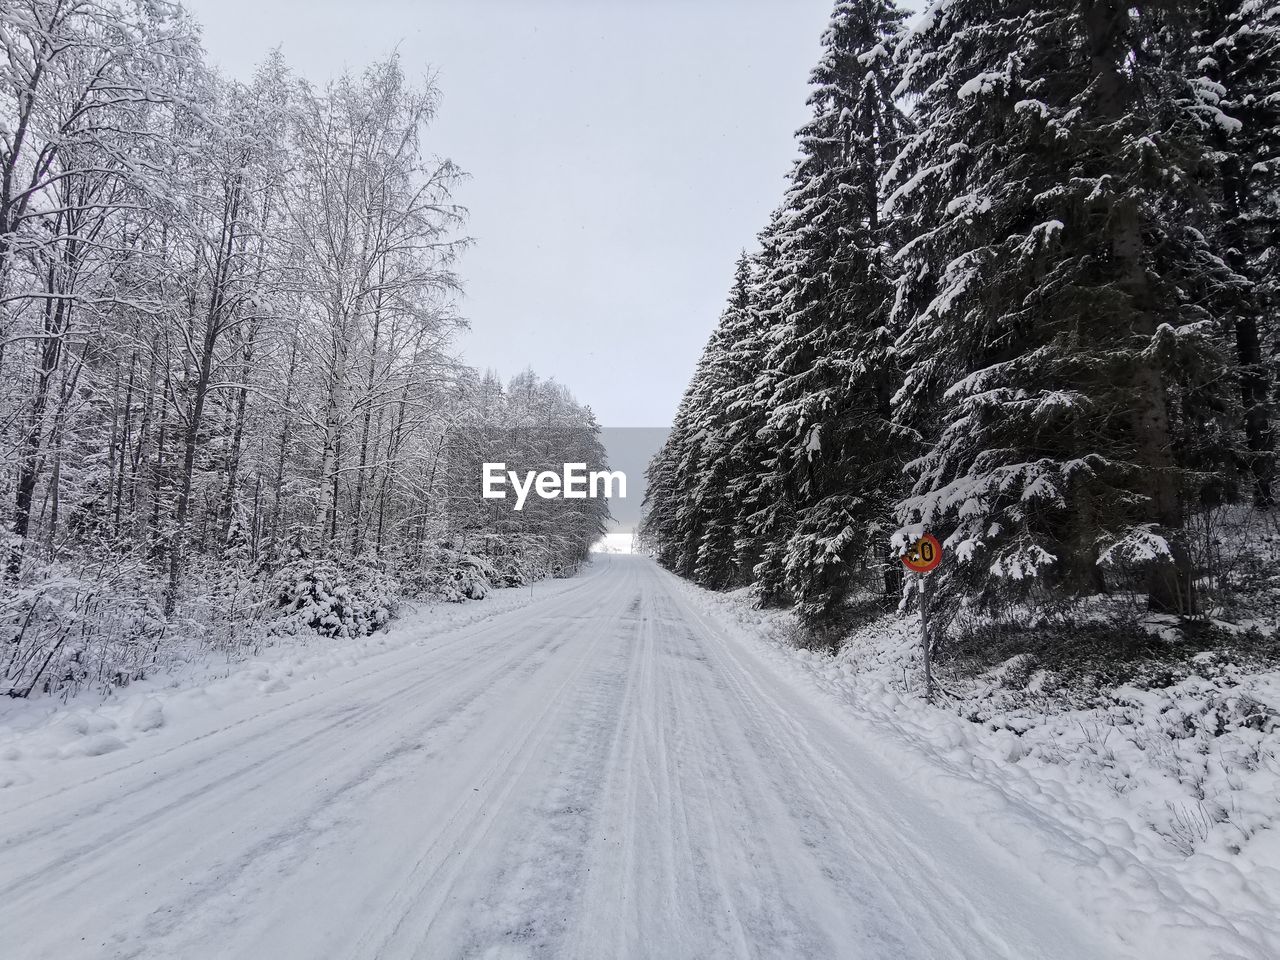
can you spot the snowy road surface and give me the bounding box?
[1,556,1119,960]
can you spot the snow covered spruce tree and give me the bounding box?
[1190,0,1280,507]
[641,242,779,595]
[648,254,767,589]
[644,2,913,620]
[646,3,918,626]
[690,255,766,589]
[752,0,908,627]
[705,216,796,604]
[642,322,738,585]
[638,418,684,572]
[887,0,1241,616]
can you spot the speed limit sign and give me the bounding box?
[902,533,942,574]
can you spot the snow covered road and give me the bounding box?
[1,556,1120,960]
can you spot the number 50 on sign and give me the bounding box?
[902,533,942,574]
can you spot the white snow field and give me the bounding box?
[0,556,1263,960]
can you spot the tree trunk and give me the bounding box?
[315,318,347,543]
[220,316,257,545]
[350,281,385,553]
[165,319,216,615]
[113,351,138,536]
[1085,0,1192,614]
[165,176,243,614]
[1221,153,1274,507]
[8,265,70,580]
[268,318,301,547]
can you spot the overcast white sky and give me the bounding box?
[184,0,861,426]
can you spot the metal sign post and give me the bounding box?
[902,534,943,703]
[921,573,934,703]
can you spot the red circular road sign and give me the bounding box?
[902,534,943,574]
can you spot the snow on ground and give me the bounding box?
[1,555,1275,959]
[0,572,588,791]
[671,572,1280,960]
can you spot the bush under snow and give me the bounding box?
[271,551,400,639]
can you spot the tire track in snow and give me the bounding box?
[1,566,606,824]
[659,567,1117,960]
[339,562,640,959]
[0,611,573,907]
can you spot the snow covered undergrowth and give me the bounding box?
[670,574,1280,960]
[0,574,590,791]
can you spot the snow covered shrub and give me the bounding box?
[174,529,276,652]
[272,554,360,638]
[486,555,528,588]
[781,617,843,655]
[1,553,167,699]
[415,547,495,602]
[357,567,401,632]
[442,552,494,602]
[472,535,529,588]
[270,550,400,639]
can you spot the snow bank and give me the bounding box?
[671,575,1280,960]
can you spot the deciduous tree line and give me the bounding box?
[642,0,1279,631]
[1,0,606,696]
